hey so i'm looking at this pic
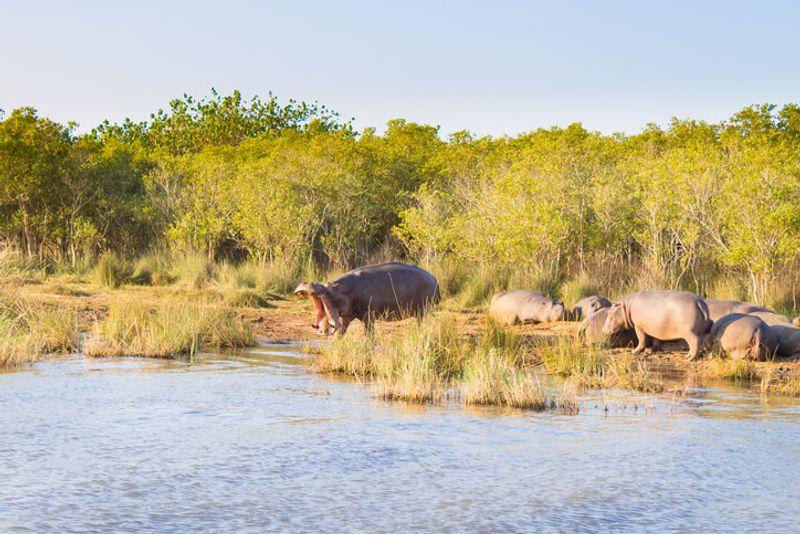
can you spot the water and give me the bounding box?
[1,344,799,533]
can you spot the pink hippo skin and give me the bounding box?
[294,262,440,335]
[602,290,713,360]
[576,308,638,348]
[705,299,771,321]
[708,313,779,361]
[571,295,612,322]
[489,290,567,325]
[771,324,800,358]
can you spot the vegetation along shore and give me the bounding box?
[2,91,800,406]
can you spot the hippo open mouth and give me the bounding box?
[295,282,341,335]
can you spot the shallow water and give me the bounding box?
[1,344,799,533]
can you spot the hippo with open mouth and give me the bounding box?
[294,262,440,335]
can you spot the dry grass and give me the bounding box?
[698,356,761,382]
[462,350,552,410]
[314,313,579,409]
[84,297,254,358]
[0,291,78,366]
[537,336,663,392]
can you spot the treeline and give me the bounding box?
[1,91,799,307]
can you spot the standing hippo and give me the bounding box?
[771,325,800,358]
[576,308,638,348]
[571,295,612,321]
[708,313,778,361]
[602,290,713,360]
[294,262,440,335]
[489,290,567,325]
[705,299,771,321]
[747,310,794,326]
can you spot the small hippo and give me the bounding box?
[576,308,638,348]
[708,313,778,361]
[571,295,612,321]
[772,325,800,358]
[705,299,771,321]
[489,290,567,325]
[747,310,793,326]
[793,317,800,327]
[602,290,713,360]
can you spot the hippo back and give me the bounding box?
[706,299,771,321]
[747,311,793,326]
[331,262,440,319]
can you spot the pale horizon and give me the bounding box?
[2,0,799,136]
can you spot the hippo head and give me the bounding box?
[571,296,611,322]
[293,282,351,335]
[601,302,629,336]
[543,299,568,322]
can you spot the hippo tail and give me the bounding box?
[750,325,766,360]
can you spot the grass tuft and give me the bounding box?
[0,291,78,366]
[95,252,132,288]
[462,350,551,409]
[84,298,254,358]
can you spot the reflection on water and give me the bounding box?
[1,343,799,532]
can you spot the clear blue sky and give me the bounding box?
[1,0,798,136]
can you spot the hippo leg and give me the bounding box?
[339,317,352,335]
[650,339,662,353]
[363,314,375,337]
[686,334,701,361]
[632,326,648,355]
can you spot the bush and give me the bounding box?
[173,254,216,289]
[95,252,132,288]
[129,254,174,286]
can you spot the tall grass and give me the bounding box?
[560,273,600,307]
[314,313,581,408]
[172,254,217,289]
[129,253,174,285]
[95,252,132,288]
[462,350,551,409]
[84,298,254,358]
[0,292,78,366]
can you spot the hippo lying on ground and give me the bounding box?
[576,308,638,348]
[294,262,440,335]
[747,310,794,326]
[705,299,771,321]
[772,325,800,358]
[602,290,713,360]
[489,290,567,325]
[571,295,612,321]
[708,313,778,361]
[794,317,800,327]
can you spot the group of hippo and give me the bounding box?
[294,262,800,361]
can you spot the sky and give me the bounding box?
[1,0,799,137]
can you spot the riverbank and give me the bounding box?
[9,277,800,399]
